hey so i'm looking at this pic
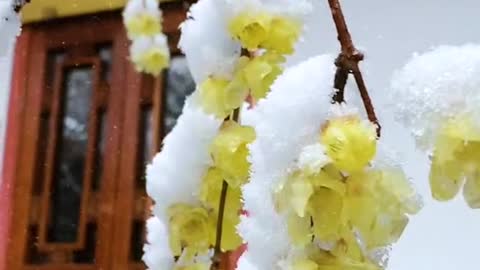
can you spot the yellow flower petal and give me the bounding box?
[199,77,249,119]
[321,116,377,173]
[289,175,314,217]
[463,170,480,208]
[125,14,162,38]
[429,158,464,201]
[292,259,319,270]
[132,46,169,76]
[167,204,210,257]
[261,17,301,55]
[243,52,284,100]
[174,263,210,270]
[200,168,243,250]
[287,214,312,247]
[308,188,344,243]
[210,121,256,188]
[229,12,272,50]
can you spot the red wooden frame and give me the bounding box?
[0,29,32,270]
[37,58,102,252]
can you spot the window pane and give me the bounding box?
[163,57,196,135]
[48,67,93,243]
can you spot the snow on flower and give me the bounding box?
[146,93,222,221]
[178,0,241,84]
[123,0,169,74]
[143,216,175,269]
[144,93,222,269]
[224,0,313,20]
[123,0,162,39]
[390,44,480,208]
[237,54,337,270]
[129,34,170,76]
[390,44,480,151]
[239,54,423,269]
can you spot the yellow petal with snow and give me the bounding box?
[320,116,377,173]
[210,122,255,188]
[463,170,480,208]
[167,204,210,258]
[229,12,272,51]
[308,188,343,243]
[125,14,161,38]
[287,214,312,247]
[261,17,301,55]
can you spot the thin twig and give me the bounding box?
[210,108,240,270]
[211,181,228,270]
[327,0,381,136]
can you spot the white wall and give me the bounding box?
[0,47,14,180]
[0,0,19,181]
[292,1,480,269]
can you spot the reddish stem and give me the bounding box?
[327,0,381,136]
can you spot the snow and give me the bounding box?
[292,1,480,269]
[123,0,161,24]
[237,54,336,270]
[0,0,20,180]
[143,216,174,270]
[224,0,313,19]
[390,44,480,152]
[144,92,222,269]
[178,0,241,83]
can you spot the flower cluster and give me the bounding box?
[145,0,312,268]
[390,44,480,208]
[180,0,311,120]
[123,0,169,76]
[273,114,421,270]
[238,55,422,270]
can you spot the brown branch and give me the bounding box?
[210,108,240,270]
[210,180,229,270]
[327,0,381,136]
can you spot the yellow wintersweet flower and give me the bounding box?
[200,78,232,118]
[199,75,249,119]
[229,12,272,50]
[320,116,377,173]
[292,259,319,270]
[307,247,380,270]
[125,13,162,38]
[132,47,169,75]
[130,36,170,76]
[287,214,312,247]
[275,166,347,246]
[167,204,211,258]
[174,263,209,270]
[243,52,285,100]
[210,121,256,188]
[429,115,480,208]
[308,188,344,243]
[345,169,419,249]
[200,167,243,251]
[261,17,301,55]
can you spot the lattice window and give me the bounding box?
[6,3,189,270]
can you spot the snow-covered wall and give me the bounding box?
[0,1,20,181]
[293,1,480,269]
